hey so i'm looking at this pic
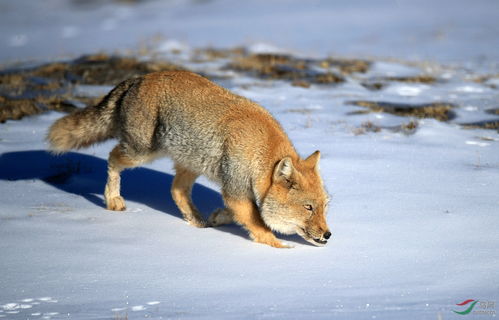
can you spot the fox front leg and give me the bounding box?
[223,196,292,248]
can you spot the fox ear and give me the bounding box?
[305,150,320,169]
[273,157,294,184]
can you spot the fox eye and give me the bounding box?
[304,204,313,211]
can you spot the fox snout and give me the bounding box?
[304,207,331,246]
[301,226,332,246]
[315,230,332,245]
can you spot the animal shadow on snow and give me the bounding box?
[0,151,238,238]
[0,150,312,246]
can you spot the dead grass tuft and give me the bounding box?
[461,120,499,131]
[229,53,344,85]
[321,58,371,74]
[485,108,499,115]
[67,54,183,85]
[353,120,419,135]
[347,100,456,121]
[195,47,247,61]
[361,82,386,91]
[0,95,94,123]
[291,80,312,88]
[380,75,437,83]
[0,98,42,123]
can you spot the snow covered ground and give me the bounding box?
[1,0,499,69]
[1,1,498,319]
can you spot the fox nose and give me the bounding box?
[323,231,331,240]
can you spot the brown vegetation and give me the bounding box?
[461,120,499,131]
[347,100,457,121]
[0,54,183,122]
[229,53,345,85]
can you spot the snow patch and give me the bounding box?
[465,140,490,147]
[158,39,189,53]
[131,305,146,312]
[2,303,18,311]
[455,85,485,93]
[392,85,426,96]
[111,307,127,312]
[247,42,292,55]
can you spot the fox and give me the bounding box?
[47,71,331,248]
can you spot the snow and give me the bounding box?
[1,0,499,319]
[1,0,499,70]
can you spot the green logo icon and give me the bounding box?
[453,299,479,315]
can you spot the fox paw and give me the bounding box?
[253,234,293,249]
[207,208,233,227]
[185,217,207,228]
[267,240,294,249]
[106,196,126,211]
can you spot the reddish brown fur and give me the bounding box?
[47,71,331,248]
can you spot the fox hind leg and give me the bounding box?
[171,164,206,228]
[104,145,144,211]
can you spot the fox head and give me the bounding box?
[260,151,331,246]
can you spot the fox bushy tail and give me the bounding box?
[47,78,136,153]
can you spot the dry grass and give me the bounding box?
[485,108,499,115]
[353,120,419,135]
[65,53,183,85]
[320,58,371,74]
[291,80,311,88]
[347,100,457,121]
[0,97,42,122]
[0,53,183,90]
[228,53,344,85]
[0,94,101,123]
[353,121,382,135]
[359,75,437,91]
[361,82,386,91]
[194,47,246,61]
[461,120,499,131]
[1,47,494,132]
[0,54,183,122]
[380,75,437,83]
[471,73,499,83]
